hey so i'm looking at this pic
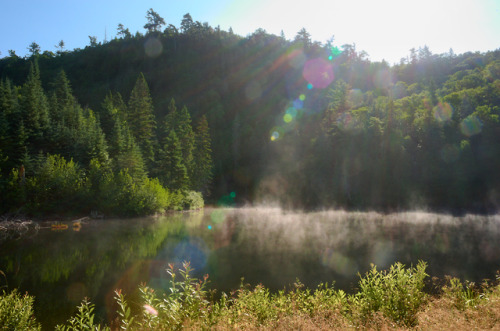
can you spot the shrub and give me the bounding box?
[182,191,204,210]
[351,261,428,326]
[0,289,40,330]
[24,154,88,215]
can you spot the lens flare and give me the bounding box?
[433,102,453,122]
[303,58,334,89]
[293,98,304,109]
[270,126,284,141]
[348,89,363,108]
[283,113,293,123]
[307,83,313,90]
[330,46,342,58]
[299,94,306,101]
[460,115,482,136]
[143,304,158,316]
[144,37,162,58]
[286,107,298,118]
[173,240,208,269]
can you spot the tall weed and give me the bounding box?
[0,289,40,330]
[351,261,428,326]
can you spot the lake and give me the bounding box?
[1,208,499,329]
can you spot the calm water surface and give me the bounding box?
[1,208,499,329]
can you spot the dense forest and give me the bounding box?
[1,10,499,215]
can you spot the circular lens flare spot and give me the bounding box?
[433,102,453,122]
[331,46,342,58]
[307,83,313,90]
[299,94,306,101]
[283,114,293,123]
[460,116,482,136]
[270,126,284,141]
[303,58,334,89]
[144,37,163,58]
[293,99,304,109]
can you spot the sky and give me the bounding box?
[0,0,499,64]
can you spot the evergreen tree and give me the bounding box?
[99,92,127,139]
[117,23,132,39]
[127,73,156,167]
[181,13,194,33]
[177,105,195,170]
[20,61,49,153]
[114,122,147,182]
[144,8,166,34]
[191,115,213,195]
[157,130,189,191]
[0,80,22,171]
[27,42,41,57]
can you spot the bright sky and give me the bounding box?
[0,0,499,64]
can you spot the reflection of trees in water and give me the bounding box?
[0,215,187,328]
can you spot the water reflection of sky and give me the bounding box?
[1,209,499,327]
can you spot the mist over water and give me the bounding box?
[1,208,499,327]
[203,208,500,292]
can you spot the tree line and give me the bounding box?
[1,9,499,214]
[0,60,212,216]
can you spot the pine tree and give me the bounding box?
[157,130,188,191]
[114,123,147,182]
[21,61,49,153]
[191,115,213,195]
[127,73,156,168]
[163,99,195,179]
[177,105,195,171]
[0,79,27,171]
[163,98,179,135]
[99,92,127,139]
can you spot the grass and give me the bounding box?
[2,261,500,330]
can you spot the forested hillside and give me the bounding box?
[1,11,499,215]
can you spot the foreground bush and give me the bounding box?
[0,289,40,330]
[6,261,500,329]
[351,261,428,326]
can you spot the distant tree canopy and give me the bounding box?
[144,8,166,34]
[1,10,499,214]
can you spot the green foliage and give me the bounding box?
[350,261,428,326]
[51,261,434,329]
[24,154,88,215]
[55,297,109,331]
[442,277,485,310]
[0,289,40,330]
[127,73,156,166]
[1,11,499,213]
[191,115,213,195]
[183,190,204,210]
[156,130,189,191]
